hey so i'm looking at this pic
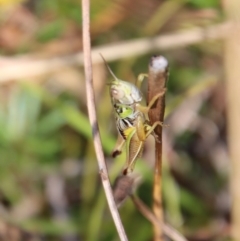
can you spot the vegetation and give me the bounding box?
[0,0,235,240]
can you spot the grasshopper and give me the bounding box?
[101,54,166,174]
[113,90,165,175]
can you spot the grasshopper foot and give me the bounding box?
[122,167,133,176]
[112,150,122,158]
[123,168,128,175]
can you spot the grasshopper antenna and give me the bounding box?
[99,53,119,81]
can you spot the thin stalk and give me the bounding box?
[81,0,128,240]
[223,0,240,240]
[131,195,188,241]
[0,22,232,82]
[147,56,169,241]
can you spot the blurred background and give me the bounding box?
[0,0,238,240]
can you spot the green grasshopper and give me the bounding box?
[113,90,165,175]
[101,54,166,174]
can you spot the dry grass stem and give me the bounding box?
[81,0,128,240]
[0,22,233,82]
[131,196,188,241]
[223,1,240,240]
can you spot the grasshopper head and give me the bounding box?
[100,53,142,105]
[110,79,142,105]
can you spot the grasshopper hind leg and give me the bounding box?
[122,125,144,175]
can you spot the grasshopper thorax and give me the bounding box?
[114,103,134,119]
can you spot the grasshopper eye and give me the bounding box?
[116,108,123,114]
[110,87,125,100]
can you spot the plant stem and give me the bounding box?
[147,55,169,241]
[131,195,188,241]
[81,0,128,240]
[0,22,232,82]
[223,0,240,240]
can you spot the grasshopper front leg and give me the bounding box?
[135,73,148,90]
[136,88,166,115]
